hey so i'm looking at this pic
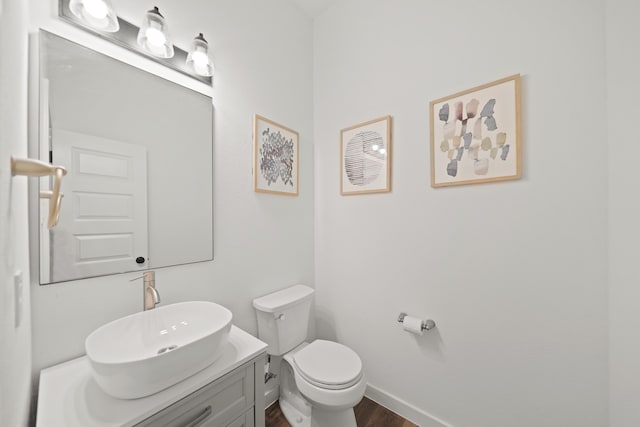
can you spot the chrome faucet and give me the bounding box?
[130,271,160,310]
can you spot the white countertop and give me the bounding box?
[36,326,267,427]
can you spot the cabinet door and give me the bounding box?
[136,365,254,427]
[226,408,254,427]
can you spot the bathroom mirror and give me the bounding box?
[37,31,213,284]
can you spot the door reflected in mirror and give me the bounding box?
[38,31,213,284]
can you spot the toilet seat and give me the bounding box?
[293,340,363,390]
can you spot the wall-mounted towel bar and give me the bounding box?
[11,157,67,228]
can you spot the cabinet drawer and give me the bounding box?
[226,408,254,427]
[136,365,254,427]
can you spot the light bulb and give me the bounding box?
[137,7,174,58]
[82,0,108,19]
[145,27,167,47]
[69,0,119,32]
[186,33,214,78]
[371,144,379,151]
[379,148,387,155]
[191,51,209,68]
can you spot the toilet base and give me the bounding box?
[310,407,357,427]
[280,397,311,427]
[280,397,357,427]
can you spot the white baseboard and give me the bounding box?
[365,384,453,427]
[265,386,279,409]
[263,356,280,409]
[264,377,279,409]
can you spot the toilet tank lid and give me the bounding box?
[252,285,314,313]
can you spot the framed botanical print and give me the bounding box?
[254,114,299,196]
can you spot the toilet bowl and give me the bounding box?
[253,285,366,427]
[282,341,366,426]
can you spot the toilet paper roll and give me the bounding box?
[402,315,425,335]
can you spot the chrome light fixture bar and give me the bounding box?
[59,0,212,85]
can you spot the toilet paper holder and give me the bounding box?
[398,312,436,332]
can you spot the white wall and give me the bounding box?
[606,0,640,426]
[28,0,314,385]
[313,1,608,426]
[0,1,33,425]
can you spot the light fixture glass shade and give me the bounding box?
[69,0,119,32]
[136,6,174,59]
[186,33,214,77]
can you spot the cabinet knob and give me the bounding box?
[136,257,146,264]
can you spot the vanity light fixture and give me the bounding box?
[186,33,214,77]
[59,0,212,84]
[69,0,119,32]
[137,6,174,59]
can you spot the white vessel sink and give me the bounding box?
[85,301,232,399]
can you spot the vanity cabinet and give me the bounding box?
[136,364,255,427]
[36,326,267,427]
[226,410,254,427]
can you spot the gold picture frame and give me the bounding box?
[429,74,522,187]
[253,114,299,196]
[340,116,392,195]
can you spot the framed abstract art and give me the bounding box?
[429,75,522,187]
[340,116,392,195]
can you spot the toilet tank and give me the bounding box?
[252,285,314,356]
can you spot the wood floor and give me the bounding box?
[265,396,418,427]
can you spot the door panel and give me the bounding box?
[48,128,148,282]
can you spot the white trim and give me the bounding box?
[365,384,453,427]
[264,382,279,409]
[263,356,281,408]
[38,78,50,284]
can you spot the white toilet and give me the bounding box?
[253,285,366,427]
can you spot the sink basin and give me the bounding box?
[85,301,232,399]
